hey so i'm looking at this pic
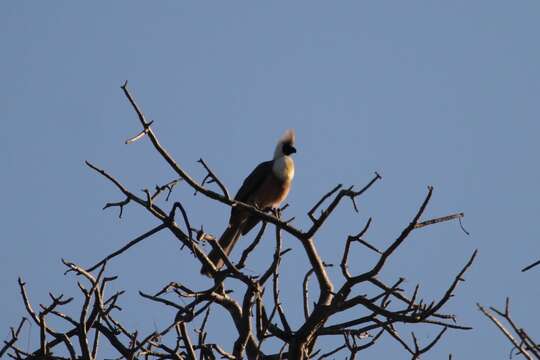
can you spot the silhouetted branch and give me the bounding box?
[0,318,27,358]
[414,212,464,229]
[86,223,167,272]
[522,259,540,273]
[237,222,267,269]
[478,299,540,360]
[198,158,231,199]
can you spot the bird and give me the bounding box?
[201,129,297,276]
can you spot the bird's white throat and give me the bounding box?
[272,156,295,182]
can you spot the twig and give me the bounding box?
[303,269,315,320]
[522,258,540,273]
[307,184,342,222]
[0,318,27,358]
[86,224,167,272]
[152,179,180,201]
[198,158,230,199]
[414,212,465,229]
[125,120,154,144]
[237,222,268,269]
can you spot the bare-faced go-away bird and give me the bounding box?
[201,129,296,276]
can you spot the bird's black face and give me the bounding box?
[282,142,297,156]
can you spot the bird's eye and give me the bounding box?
[282,143,297,155]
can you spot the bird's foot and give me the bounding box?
[270,207,282,218]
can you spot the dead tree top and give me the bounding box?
[2,82,475,360]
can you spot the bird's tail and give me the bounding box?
[200,223,243,277]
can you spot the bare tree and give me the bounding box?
[2,83,476,360]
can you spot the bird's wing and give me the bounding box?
[234,160,273,203]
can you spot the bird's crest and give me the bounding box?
[274,129,296,159]
[280,129,295,145]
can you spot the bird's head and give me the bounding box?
[274,129,297,159]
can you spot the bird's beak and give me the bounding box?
[290,146,297,154]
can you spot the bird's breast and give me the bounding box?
[272,156,295,182]
[248,158,294,209]
[252,174,292,209]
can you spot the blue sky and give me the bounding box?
[1,1,539,358]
